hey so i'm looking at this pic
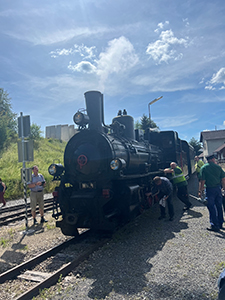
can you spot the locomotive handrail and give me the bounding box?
[117,170,164,180]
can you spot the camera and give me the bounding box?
[41,181,45,186]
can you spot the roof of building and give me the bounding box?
[214,143,225,153]
[200,130,225,142]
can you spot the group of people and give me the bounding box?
[148,154,225,234]
[2,155,225,231]
[147,161,192,222]
[0,165,48,226]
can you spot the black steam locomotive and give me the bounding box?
[49,91,195,236]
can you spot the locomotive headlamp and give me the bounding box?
[48,163,64,177]
[73,111,89,126]
[110,158,126,171]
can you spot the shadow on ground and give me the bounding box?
[68,174,215,299]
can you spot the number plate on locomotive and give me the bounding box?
[80,182,96,189]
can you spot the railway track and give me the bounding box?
[0,229,110,300]
[0,198,54,226]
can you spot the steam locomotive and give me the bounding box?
[49,91,195,236]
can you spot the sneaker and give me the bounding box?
[33,218,38,225]
[40,217,48,223]
[158,215,166,220]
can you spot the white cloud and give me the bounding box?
[50,44,96,59]
[146,29,189,64]
[157,115,198,128]
[50,48,74,58]
[67,36,139,92]
[96,36,139,80]
[182,18,190,27]
[68,61,96,73]
[154,21,169,33]
[4,27,110,45]
[205,67,225,90]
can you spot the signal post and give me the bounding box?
[17,113,34,234]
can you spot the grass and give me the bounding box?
[45,222,56,230]
[210,261,225,279]
[0,234,14,248]
[0,237,9,248]
[0,138,66,200]
[32,274,64,300]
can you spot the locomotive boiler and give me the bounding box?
[49,91,164,236]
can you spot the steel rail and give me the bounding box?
[15,238,108,300]
[0,200,54,226]
[0,203,52,221]
[0,229,91,284]
[0,198,53,214]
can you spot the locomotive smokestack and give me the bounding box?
[84,91,104,132]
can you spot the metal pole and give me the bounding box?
[20,112,28,231]
[148,103,151,121]
[148,96,163,123]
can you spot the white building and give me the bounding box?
[45,124,78,142]
[200,130,225,160]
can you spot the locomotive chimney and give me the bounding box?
[84,91,104,132]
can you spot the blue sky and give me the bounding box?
[1,0,225,142]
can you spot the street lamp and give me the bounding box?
[148,96,163,122]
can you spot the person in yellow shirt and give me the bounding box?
[195,156,204,181]
[164,162,192,211]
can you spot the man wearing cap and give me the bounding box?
[198,154,225,232]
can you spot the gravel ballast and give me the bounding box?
[1,175,225,299]
[48,175,224,300]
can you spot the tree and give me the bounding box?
[0,114,7,150]
[135,114,158,131]
[0,88,17,150]
[134,120,142,129]
[189,137,202,155]
[30,123,42,140]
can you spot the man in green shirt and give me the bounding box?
[198,154,225,232]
